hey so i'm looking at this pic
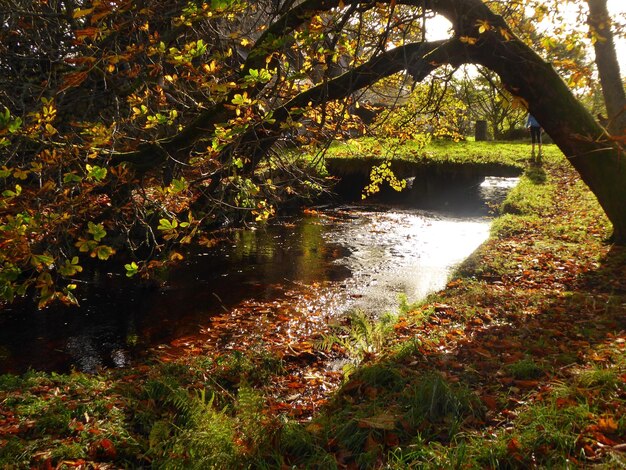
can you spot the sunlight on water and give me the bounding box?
[0,176,519,373]
[325,209,490,315]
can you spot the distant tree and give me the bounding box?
[454,69,526,140]
[586,0,626,133]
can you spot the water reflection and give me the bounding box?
[0,176,518,374]
[326,209,490,314]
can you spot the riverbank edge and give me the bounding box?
[1,144,625,468]
[308,149,626,468]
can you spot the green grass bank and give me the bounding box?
[326,137,534,168]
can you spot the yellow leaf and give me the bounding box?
[460,36,478,45]
[511,95,529,110]
[45,123,57,135]
[598,417,618,433]
[476,19,491,34]
[202,60,218,73]
[73,7,94,19]
[170,252,184,261]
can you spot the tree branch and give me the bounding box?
[218,39,464,177]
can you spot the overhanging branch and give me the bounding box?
[218,39,466,177]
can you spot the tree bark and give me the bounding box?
[586,0,626,134]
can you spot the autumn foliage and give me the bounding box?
[1,0,625,307]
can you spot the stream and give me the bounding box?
[0,176,517,374]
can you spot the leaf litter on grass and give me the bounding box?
[2,153,626,468]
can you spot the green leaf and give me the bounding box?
[0,107,9,125]
[59,257,83,276]
[2,184,21,197]
[211,0,235,10]
[0,264,21,282]
[64,289,79,306]
[31,254,54,269]
[63,172,83,184]
[124,262,139,277]
[87,221,107,241]
[231,93,252,106]
[86,164,107,182]
[157,218,177,231]
[94,245,114,260]
[76,238,98,253]
[168,178,187,194]
[8,117,22,133]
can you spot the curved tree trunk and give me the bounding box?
[427,0,626,242]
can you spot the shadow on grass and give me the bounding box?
[525,163,547,184]
[296,262,626,468]
[579,244,626,294]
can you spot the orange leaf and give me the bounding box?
[74,27,99,40]
[365,434,380,452]
[555,397,576,409]
[472,346,492,358]
[481,394,498,410]
[170,251,184,261]
[514,379,540,388]
[460,36,478,45]
[384,432,400,447]
[59,71,89,92]
[597,417,618,433]
[507,437,522,454]
[91,10,112,24]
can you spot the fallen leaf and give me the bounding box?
[507,437,522,454]
[357,414,398,430]
[597,417,618,434]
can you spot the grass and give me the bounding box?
[325,136,563,168]
[0,353,286,468]
[1,140,625,468]
[505,358,546,380]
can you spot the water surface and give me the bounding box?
[0,176,517,374]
